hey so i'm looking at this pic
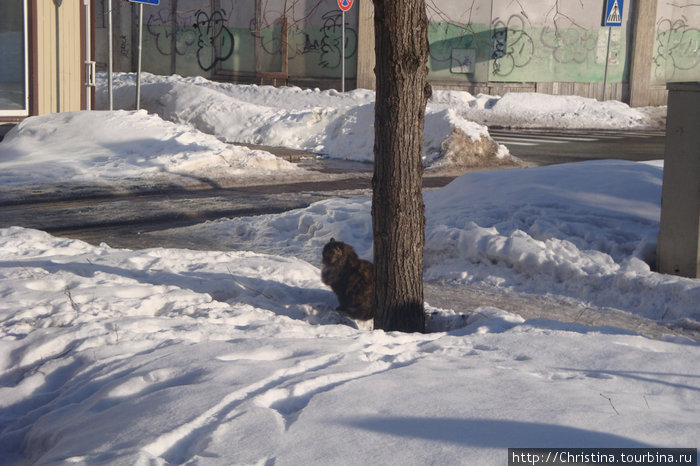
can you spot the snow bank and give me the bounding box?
[430,90,664,129]
[100,72,514,167]
[159,160,699,328]
[1,72,662,191]
[0,226,698,464]
[0,109,302,187]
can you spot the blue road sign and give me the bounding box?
[129,0,160,5]
[603,0,624,27]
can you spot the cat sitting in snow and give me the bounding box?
[321,238,374,321]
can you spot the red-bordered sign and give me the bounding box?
[338,0,353,12]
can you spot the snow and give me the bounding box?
[103,72,507,166]
[0,109,304,189]
[0,228,698,464]
[0,72,663,190]
[101,73,662,165]
[158,159,698,328]
[1,74,698,465]
[430,90,666,129]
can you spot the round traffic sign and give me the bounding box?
[338,0,353,12]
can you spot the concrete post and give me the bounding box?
[657,82,700,278]
[628,0,658,107]
[355,0,375,90]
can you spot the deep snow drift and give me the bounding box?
[0,72,662,191]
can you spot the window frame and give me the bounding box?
[0,0,29,117]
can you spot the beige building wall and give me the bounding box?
[36,0,83,115]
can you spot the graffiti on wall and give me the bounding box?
[426,1,623,82]
[249,8,358,71]
[143,1,359,75]
[145,8,235,72]
[120,35,129,57]
[490,15,534,77]
[308,10,358,69]
[489,14,604,78]
[427,21,481,73]
[137,0,647,82]
[653,17,700,80]
[539,26,598,65]
[249,11,284,56]
[146,10,197,57]
[193,9,234,71]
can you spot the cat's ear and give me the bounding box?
[330,237,336,243]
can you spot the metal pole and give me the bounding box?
[84,0,91,110]
[136,3,143,110]
[341,10,345,93]
[601,26,611,101]
[108,0,114,110]
[55,2,61,112]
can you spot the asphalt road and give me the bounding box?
[489,128,666,165]
[0,128,667,250]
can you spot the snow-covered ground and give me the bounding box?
[1,227,698,464]
[161,159,698,330]
[1,75,698,464]
[0,109,305,190]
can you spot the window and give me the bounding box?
[0,0,29,116]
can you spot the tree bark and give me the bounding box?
[371,0,430,332]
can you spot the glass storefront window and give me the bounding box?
[0,0,28,116]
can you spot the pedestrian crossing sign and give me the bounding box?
[603,0,624,27]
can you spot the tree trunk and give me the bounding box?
[371,0,431,332]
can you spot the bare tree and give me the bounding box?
[371,0,431,332]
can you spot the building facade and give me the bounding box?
[2,0,698,118]
[0,0,96,122]
[97,0,699,106]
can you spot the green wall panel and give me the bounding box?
[426,21,629,83]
